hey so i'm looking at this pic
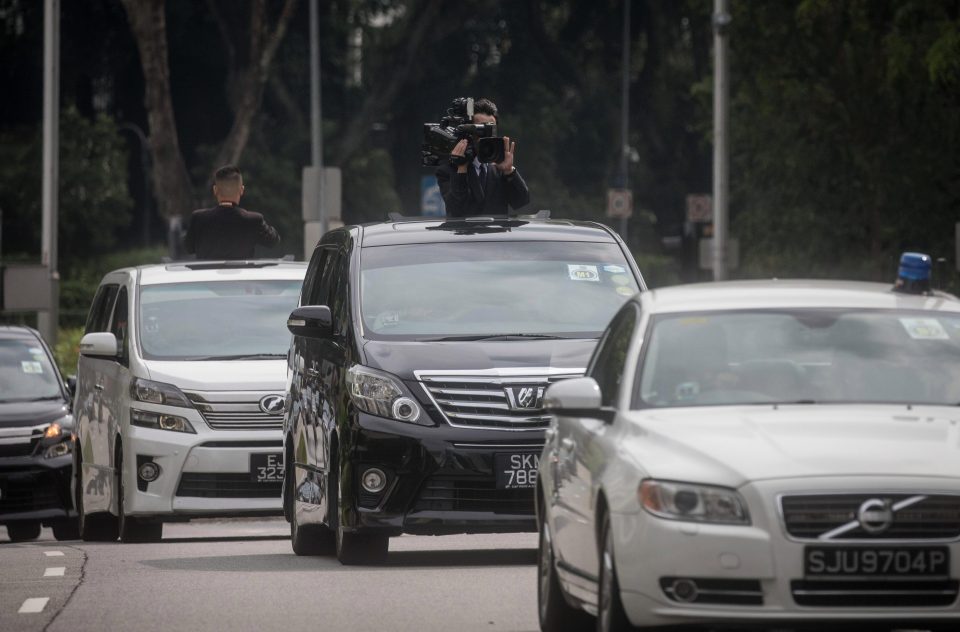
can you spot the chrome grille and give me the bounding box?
[791,578,959,607]
[781,494,960,540]
[416,369,583,430]
[186,391,284,431]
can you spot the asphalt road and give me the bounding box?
[0,519,539,632]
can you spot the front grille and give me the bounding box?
[0,441,35,458]
[412,477,535,515]
[791,578,959,607]
[186,391,284,431]
[0,470,61,513]
[176,473,281,498]
[660,577,763,606]
[417,370,582,430]
[781,494,960,540]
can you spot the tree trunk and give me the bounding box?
[120,0,196,220]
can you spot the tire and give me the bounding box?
[597,513,632,632]
[117,452,162,543]
[538,516,593,631]
[7,521,42,542]
[77,453,118,542]
[52,518,80,541]
[332,462,388,565]
[289,457,334,555]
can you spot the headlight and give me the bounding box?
[347,365,427,425]
[130,409,196,434]
[639,479,750,525]
[130,378,193,408]
[44,422,63,438]
[43,441,72,459]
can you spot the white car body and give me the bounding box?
[73,261,305,540]
[538,280,960,629]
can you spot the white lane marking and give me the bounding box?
[43,567,66,577]
[44,551,65,557]
[19,598,50,613]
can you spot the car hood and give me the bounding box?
[0,399,72,429]
[620,404,960,486]
[362,339,597,381]
[143,359,287,392]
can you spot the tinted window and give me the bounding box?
[588,303,638,406]
[359,242,639,340]
[0,338,61,402]
[138,280,302,360]
[110,287,129,364]
[85,284,119,334]
[638,309,960,408]
[304,249,335,306]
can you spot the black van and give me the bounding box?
[283,216,646,563]
[0,326,78,542]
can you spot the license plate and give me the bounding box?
[494,452,540,490]
[805,546,949,577]
[250,453,284,483]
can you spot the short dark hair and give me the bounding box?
[214,164,242,185]
[474,98,498,121]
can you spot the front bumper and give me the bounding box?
[611,477,960,627]
[338,411,543,536]
[0,452,75,524]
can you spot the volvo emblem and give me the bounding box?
[259,394,286,415]
[857,498,894,534]
[505,386,545,410]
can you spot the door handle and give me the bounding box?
[94,383,104,391]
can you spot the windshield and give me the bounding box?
[0,339,61,402]
[638,309,960,408]
[139,280,302,360]
[360,241,639,340]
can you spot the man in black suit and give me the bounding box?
[184,165,280,260]
[434,98,530,217]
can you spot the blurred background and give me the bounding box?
[1,0,959,366]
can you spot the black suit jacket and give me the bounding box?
[435,163,530,217]
[184,204,280,260]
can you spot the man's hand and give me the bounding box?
[496,136,516,175]
[451,139,469,173]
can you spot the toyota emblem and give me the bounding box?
[259,394,286,415]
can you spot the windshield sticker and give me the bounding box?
[603,265,626,273]
[568,264,599,282]
[615,286,634,297]
[375,311,400,328]
[900,318,949,340]
[21,361,43,374]
[28,347,44,355]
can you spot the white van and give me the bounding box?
[72,260,305,542]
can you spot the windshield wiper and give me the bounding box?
[193,353,287,361]
[427,333,569,342]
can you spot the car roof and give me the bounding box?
[355,217,621,247]
[640,279,960,314]
[0,325,42,341]
[100,260,308,286]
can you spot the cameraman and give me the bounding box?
[435,98,530,217]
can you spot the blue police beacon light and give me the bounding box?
[893,252,932,294]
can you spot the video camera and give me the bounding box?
[421,97,506,167]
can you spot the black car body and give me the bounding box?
[0,326,78,542]
[282,216,646,563]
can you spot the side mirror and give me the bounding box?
[287,305,333,339]
[78,332,119,358]
[544,376,616,423]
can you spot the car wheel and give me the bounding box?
[77,454,118,542]
[7,521,42,542]
[538,516,593,631]
[289,457,334,556]
[597,513,631,632]
[52,518,80,541]
[332,462,388,565]
[117,453,162,543]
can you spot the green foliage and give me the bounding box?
[54,326,84,377]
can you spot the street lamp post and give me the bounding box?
[38,0,60,346]
[712,0,731,281]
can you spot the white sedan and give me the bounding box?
[537,277,960,631]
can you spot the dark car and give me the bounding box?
[0,326,78,542]
[282,216,646,564]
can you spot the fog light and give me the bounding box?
[138,462,161,482]
[361,467,387,493]
[671,578,699,603]
[391,397,420,422]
